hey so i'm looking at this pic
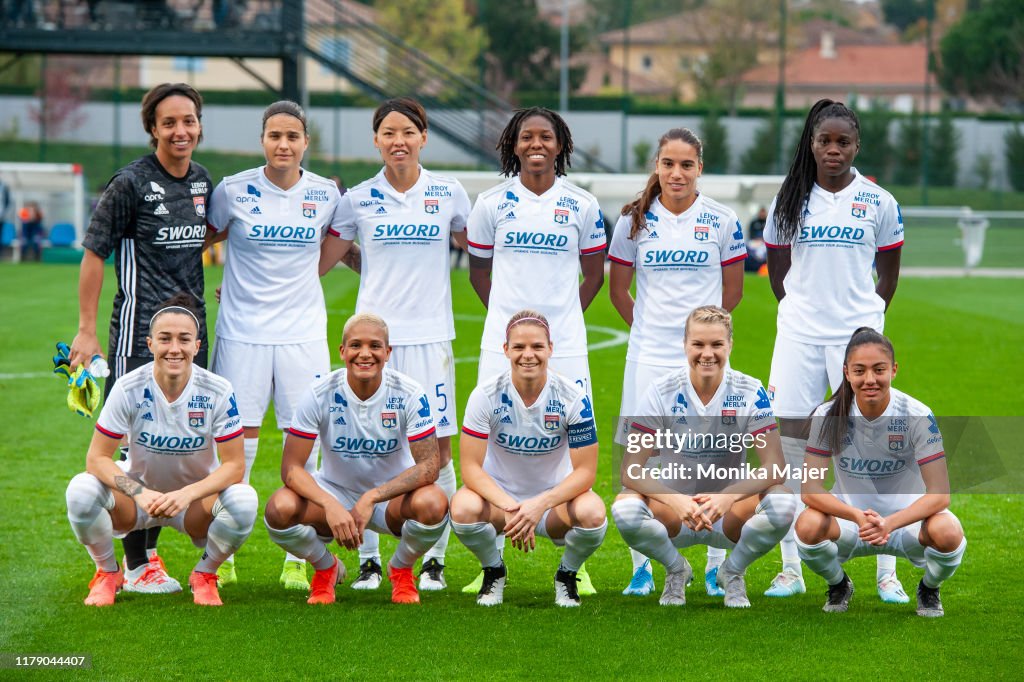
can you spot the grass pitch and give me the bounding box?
[0,262,1021,680]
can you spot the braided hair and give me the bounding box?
[496,107,573,178]
[772,99,860,244]
[621,128,703,239]
[821,327,895,455]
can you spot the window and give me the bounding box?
[641,55,653,71]
[172,57,206,73]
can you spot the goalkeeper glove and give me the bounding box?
[67,365,102,418]
[53,341,74,382]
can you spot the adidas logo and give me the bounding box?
[649,230,659,239]
[504,211,516,220]
[375,206,387,215]
[499,415,512,424]
[250,206,261,214]
[154,203,169,215]
[142,412,154,421]
[334,415,346,425]
[437,416,450,427]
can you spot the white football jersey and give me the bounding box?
[631,368,777,494]
[608,194,747,365]
[330,168,470,345]
[288,367,435,496]
[461,370,598,499]
[806,388,944,517]
[763,169,904,344]
[95,364,243,493]
[207,167,341,344]
[467,176,607,357]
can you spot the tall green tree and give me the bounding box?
[700,111,729,174]
[893,111,923,186]
[927,110,960,187]
[375,0,485,81]
[938,0,1023,103]
[880,0,930,32]
[856,103,895,182]
[1005,125,1024,192]
[740,117,782,174]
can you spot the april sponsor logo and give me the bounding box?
[359,188,386,207]
[156,224,206,248]
[496,432,562,453]
[372,224,443,241]
[190,181,208,196]
[137,432,205,453]
[798,225,866,245]
[672,393,688,413]
[246,224,318,246]
[424,185,452,198]
[642,249,710,267]
[247,184,261,197]
[502,231,569,252]
[838,456,906,476]
[189,395,214,410]
[853,190,880,206]
[493,392,513,415]
[144,181,165,201]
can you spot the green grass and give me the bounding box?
[0,264,1022,680]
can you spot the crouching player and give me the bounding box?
[451,311,606,608]
[611,306,796,608]
[796,328,966,617]
[263,313,448,605]
[65,298,257,607]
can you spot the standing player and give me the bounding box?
[764,98,905,601]
[69,83,212,596]
[204,100,342,590]
[263,313,449,605]
[319,98,469,591]
[611,306,796,608]
[608,127,746,597]
[65,297,258,607]
[451,311,606,607]
[796,328,965,616]
[466,107,605,593]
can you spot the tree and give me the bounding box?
[855,102,895,182]
[478,0,586,99]
[700,111,729,174]
[938,0,1024,104]
[880,0,930,33]
[375,0,485,81]
[29,64,89,139]
[926,110,960,187]
[586,0,684,34]
[740,117,782,174]
[1005,125,1024,192]
[892,111,923,186]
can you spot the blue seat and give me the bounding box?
[49,223,76,247]
[1,222,14,247]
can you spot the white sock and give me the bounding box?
[612,497,686,574]
[723,493,797,574]
[451,520,502,568]
[424,460,456,562]
[265,520,332,570]
[359,530,381,563]
[630,548,650,573]
[779,436,807,575]
[66,472,118,572]
[923,538,966,589]
[195,484,258,574]
[797,538,845,586]
[242,437,258,484]
[706,547,726,571]
[561,520,607,572]
[876,553,897,580]
[390,516,449,569]
[146,548,158,560]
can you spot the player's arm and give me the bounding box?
[85,428,161,512]
[721,261,744,312]
[468,255,492,308]
[281,430,363,547]
[148,434,245,518]
[364,432,440,506]
[623,424,706,530]
[459,430,518,511]
[318,233,355,276]
[608,261,635,325]
[766,247,791,302]
[579,251,605,312]
[203,225,228,248]
[800,450,867,525]
[69,248,105,368]
[452,230,468,250]
[875,248,901,310]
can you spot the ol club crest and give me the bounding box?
[302,202,317,219]
[381,412,397,429]
[554,209,569,225]
[851,202,867,219]
[424,199,439,214]
[694,224,709,242]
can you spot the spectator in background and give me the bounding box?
[329,175,348,197]
[19,201,45,261]
[745,206,768,273]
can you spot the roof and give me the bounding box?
[741,43,930,88]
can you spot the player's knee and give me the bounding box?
[611,496,648,534]
[263,488,300,529]
[66,472,106,516]
[573,494,607,529]
[923,514,964,552]
[450,488,485,524]
[759,487,797,528]
[218,484,259,529]
[795,508,829,544]
[412,485,449,525]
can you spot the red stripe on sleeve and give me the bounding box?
[327,227,341,237]
[580,244,607,255]
[462,426,489,439]
[286,427,318,440]
[215,428,244,443]
[721,253,747,266]
[95,424,124,440]
[877,240,904,252]
[409,427,436,443]
[467,240,493,250]
[630,422,656,435]
[917,452,946,466]
[608,255,633,266]
[764,240,789,250]
[805,446,832,457]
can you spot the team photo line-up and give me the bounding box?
[63,83,965,616]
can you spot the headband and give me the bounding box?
[505,317,550,340]
[150,306,200,333]
[376,102,426,132]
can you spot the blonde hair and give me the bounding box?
[684,305,733,340]
[505,309,551,343]
[342,312,389,345]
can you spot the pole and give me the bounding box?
[559,0,569,113]
[619,0,632,172]
[774,0,787,174]
[113,56,122,172]
[38,54,47,162]
[920,0,934,205]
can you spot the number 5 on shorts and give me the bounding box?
[435,383,448,413]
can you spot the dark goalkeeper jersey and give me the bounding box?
[82,154,211,359]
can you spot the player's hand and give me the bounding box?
[69,331,102,370]
[215,286,222,303]
[504,499,543,553]
[325,500,360,549]
[859,509,890,546]
[667,495,710,531]
[350,494,376,543]
[693,492,735,526]
[147,489,193,518]
[131,487,161,514]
